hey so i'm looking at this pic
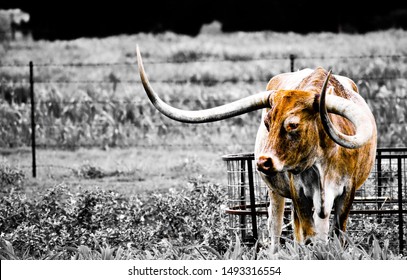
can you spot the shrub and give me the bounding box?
[0,182,229,259]
[0,160,25,192]
[0,168,404,260]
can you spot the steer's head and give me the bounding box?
[256,90,323,176]
[136,46,374,176]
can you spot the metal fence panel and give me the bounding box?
[222,148,406,254]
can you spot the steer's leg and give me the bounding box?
[292,209,302,242]
[333,185,356,236]
[291,200,314,243]
[267,190,285,251]
[290,181,314,243]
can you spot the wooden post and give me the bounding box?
[29,61,36,178]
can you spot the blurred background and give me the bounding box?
[1,0,407,39]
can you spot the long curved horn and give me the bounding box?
[319,70,373,149]
[136,45,272,123]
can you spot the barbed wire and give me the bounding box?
[8,95,407,106]
[0,53,406,68]
[2,75,406,86]
[28,120,407,129]
[32,142,255,149]
[12,141,407,153]
[16,164,76,171]
[34,123,243,128]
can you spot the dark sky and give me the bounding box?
[1,1,407,39]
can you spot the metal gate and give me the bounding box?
[222,148,407,254]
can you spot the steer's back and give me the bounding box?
[266,67,357,96]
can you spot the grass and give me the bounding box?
[0,176,405,260]
[1,146,227,199]
[2,233,404,260]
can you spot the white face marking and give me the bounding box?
[269,150,285,172]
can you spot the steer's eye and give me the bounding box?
[288,123,299,130]
[285,122,300,135]
[284,115,300,135]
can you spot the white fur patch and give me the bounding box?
[312,178,345,241]
[269,150,285,172]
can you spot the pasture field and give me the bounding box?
[1,30,407,259]
[1,29,407,151]
[1,146,226,197]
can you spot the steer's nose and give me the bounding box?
[257,155,273,174]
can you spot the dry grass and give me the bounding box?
[1,146,227,198]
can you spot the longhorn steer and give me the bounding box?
[136,46,377,248]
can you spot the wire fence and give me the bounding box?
[1,54,405,80]
[1,54,406,92]
[1,53,407,176]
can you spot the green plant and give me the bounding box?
[71,244,132,260]
[0,161,25,188]
[0,181,230,259]
[73,162,106,179]
[250,234,404,260]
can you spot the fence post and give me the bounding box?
[247,159,258,242]
[377,150,382,223]
[289,54,296,72]
[239,160,247,241]
[397,157,404,254]
[29,61,36,178]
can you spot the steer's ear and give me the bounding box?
[268,91,275,107]
[314,86,335,112]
